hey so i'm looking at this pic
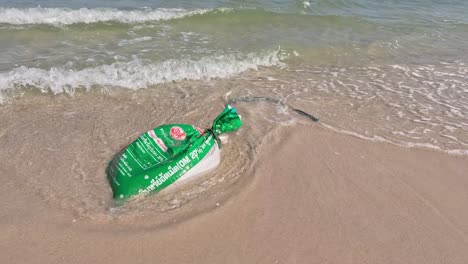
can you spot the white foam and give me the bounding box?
[0,51,283,99]
[0,7,211,25]
[321,123,468,156]
[118,36,152,47]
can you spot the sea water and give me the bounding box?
[1,0,467,153]
[1,0,468,222]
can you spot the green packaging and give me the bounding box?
[107,105,242,200]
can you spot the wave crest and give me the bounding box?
[0,51,283,100]
[0,7,212,25]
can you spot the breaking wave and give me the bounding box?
[0,51,283,100]
[0,7,214,25]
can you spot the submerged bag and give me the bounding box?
[106,105,242,200]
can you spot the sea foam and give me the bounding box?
[0,51,283,100]
[0,7,211,25]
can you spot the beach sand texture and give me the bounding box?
[1,95,467,264]
[1,1,468,263]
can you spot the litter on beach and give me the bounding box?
[106,105,242,200]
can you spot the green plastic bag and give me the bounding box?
[107,105,242,200]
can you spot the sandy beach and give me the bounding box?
[1,1,468,263]
[1,95,467,264]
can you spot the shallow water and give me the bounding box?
[0,0,467,224]
[0,83,296,226]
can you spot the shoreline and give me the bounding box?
[2,1,468,262]
[1,119,468,263]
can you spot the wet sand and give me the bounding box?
[1,112,467,263]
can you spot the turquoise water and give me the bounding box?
[1,0,468,74]
[0,1,467,216]
[0,0,467,153]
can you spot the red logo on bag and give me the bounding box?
[170,126,186,141]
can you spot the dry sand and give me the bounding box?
[1,120,468,264]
